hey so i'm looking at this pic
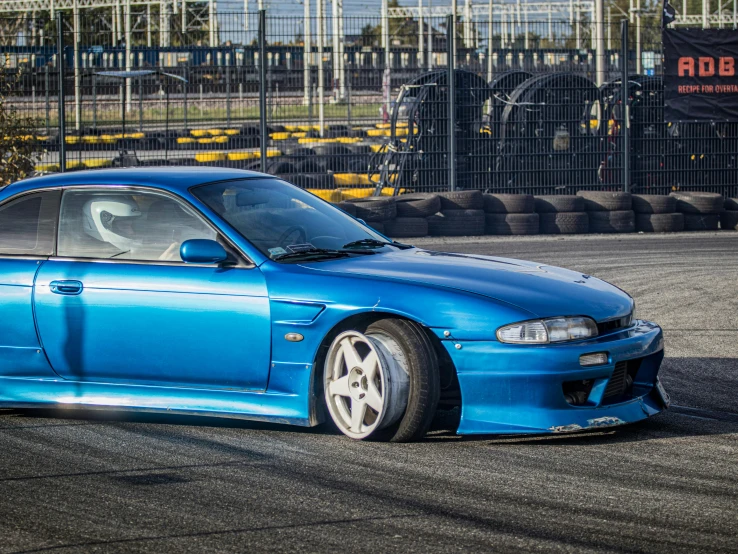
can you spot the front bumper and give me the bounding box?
[444,320,666,435]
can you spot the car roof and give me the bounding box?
[6,167,272,196]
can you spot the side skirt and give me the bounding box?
[0,377,314,427]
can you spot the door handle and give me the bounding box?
[49,280,84,296]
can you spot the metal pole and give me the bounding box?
[112,4,117,44]
[92,73,97,129]
[428,0,433,68]
[147,4,152,47]
[636,0,642,72]
[182,0,187,35]
[347,63,352,128]
[595,0,605,86]
[446,14,456,192]
[73,0,81,132]
[317,0,325,136]
[464,0,472,48]
[138,77,143,131]
[303,0,311,105]
[45,65,50,136]
[419,0,424,68]
[487,0,493,82]
[338,0,345,99]
[258,9,268,170]
[209,0,216,45]
[452,0,458,60]
[382,0,390,69]
[183,65,188,130]
[332,0,339,101]
[607,6,612,50]
[56,12,67,172]
[703,0,709,28]
[125,0,132,114]
[621,19,629,192]
[226,52,231,127]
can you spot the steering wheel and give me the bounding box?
[277,226,307,248]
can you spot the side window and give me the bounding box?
[0,190,60,256]
[58,189,217,262]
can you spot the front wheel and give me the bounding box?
[323,318,440,442]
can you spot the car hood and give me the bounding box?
[301,249,633,322]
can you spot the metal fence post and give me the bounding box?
[92,73,97,129]
[183,65,189,131]
[56,12,67,173]
[45,65,50,136]
[446,14,457,192]
[226,51,232,127]
[258,9,268,171]
[621,19,630,193]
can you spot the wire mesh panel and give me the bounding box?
[1,8,738,199]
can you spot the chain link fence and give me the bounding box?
[1,9,737,198]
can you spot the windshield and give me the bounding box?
[192,178,392,260]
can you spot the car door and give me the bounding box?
[33,186,271,391]
[0,190,60,379]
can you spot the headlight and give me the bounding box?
[496,317,598,344]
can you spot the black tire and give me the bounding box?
[334,201,357,217]
[384,217,429,238]
[576,191,633,211]
[539,212,589,234]
[362,318,440,442]
[721,210,738,230]
[534,195,585,213]
[684,213,720,231]
[485,213,539,235]
[296,158,326,174]
[635,213,685,233]
[437,190,484,210]
[395,193,442,218]
[632,194,678,214]
[368,221,385,234]
[347,197,397,222]
[427,209,485,236]
[724,198,738,211]
[483,193,535,214]
[588,210,636,233]
[670,192,725,214]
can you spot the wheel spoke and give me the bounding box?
[340,339,363,370]
[361,350,380,380]
[328,375,351,398]
[350,399,367,433]
[364,381,383,413]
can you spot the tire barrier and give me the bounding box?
[331,192,736,238]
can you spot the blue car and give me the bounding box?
[0,168,668,441]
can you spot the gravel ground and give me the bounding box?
[1,232,736,553]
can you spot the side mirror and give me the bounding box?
[180,239,228,264]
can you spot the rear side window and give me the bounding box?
[0,190,60,256]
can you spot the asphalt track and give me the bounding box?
[1,232,736,553]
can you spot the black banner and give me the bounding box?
[663,28,738,122]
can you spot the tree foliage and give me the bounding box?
[0,64,39,186]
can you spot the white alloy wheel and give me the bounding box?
[324,330,410,439]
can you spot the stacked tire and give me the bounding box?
[386,193,439,238]
[534,196,589,234]
[576,191,635,233]
[670,192,723,231]
[345,197,397,235]
[483,194,539,235]
[426,191,485,237]
[722,198,738,230]
[631,195,684,232]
